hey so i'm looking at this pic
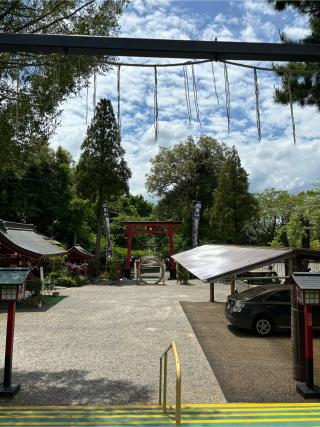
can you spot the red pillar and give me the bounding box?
[297,303,320,398]
[125,224,133,278]
[0,301,20,396]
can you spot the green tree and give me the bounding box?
[207,146,257,244]
[268,1,320,109]
[146,136,226,215]
[76,98,131,274]
[246,188,295,245]
[0,144,77,243]
[0,0,128,170]
[146,136,227,248]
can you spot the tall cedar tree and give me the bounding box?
[0,0,128,170]
[76,99,131,274]
[268,1,320,109]
[209,147,257,244]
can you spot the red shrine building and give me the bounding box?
[66,245,94,275]
[0,220,66,271]
[67,245,94,265]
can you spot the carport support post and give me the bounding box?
[230,276,235,295]
[210,282,215,302]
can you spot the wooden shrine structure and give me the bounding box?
[0,220,66,272]
[121,221,180,279]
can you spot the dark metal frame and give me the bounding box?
[0,33,320,62]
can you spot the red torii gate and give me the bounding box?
[122,221,180,279]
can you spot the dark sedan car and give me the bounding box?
[225,284,320,336]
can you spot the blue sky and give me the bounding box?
[51,0,319,198]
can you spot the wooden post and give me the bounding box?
[230,276,235,295]
[210,282,215,302]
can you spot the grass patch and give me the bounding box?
[42,295,68,306]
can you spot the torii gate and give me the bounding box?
[121,221,180,279]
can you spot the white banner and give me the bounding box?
[102,203,112,257]
[192,201,202,248]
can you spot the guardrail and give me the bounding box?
[159,341,181,426]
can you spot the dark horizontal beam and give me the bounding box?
[0,33,320,62]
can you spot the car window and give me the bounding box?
[264,290,290,303]
[237,287,270,300]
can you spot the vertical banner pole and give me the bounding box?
[102,203,112,271]
[168,224,175,279]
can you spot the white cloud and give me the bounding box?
[242,0,276,16]
[50,0,320,199]
[282,25,310,41]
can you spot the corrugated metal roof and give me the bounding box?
[0,268,30,284]
[172,244,295,282]
[0,220,66,258]
[293,272,320,289]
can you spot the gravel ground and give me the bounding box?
[0,279,226,405]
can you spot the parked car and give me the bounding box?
[225,284,320,336]
[237,269,280,286]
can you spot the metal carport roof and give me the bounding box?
[172,244,320,282]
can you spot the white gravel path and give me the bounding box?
[0,280,226,405]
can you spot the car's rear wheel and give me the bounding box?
[254,317,273,336]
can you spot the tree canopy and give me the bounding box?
[269,0,320,109]
[0,0,128,170]
[207,147,257,244]
[146,136,227,219]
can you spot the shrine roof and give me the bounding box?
[0,220,66,258]
[67,245,94,257]
[0,267,30,285]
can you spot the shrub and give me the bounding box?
[74,275,88,286]
[54,275,77,287]
[107,257,122,281]
[99,271,110,280]
[26,279,42,297]
[52,255,67,272]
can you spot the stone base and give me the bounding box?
[296,383,320,398]
[0,384,20,397]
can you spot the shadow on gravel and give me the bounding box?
[0,369,153,405]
